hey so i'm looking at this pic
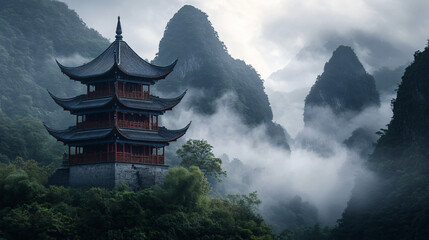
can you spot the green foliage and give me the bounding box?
[228,191,262,215]
[163,166,209,208]
[177,139,226,181]
[0,0,108,124]
[0,163,275,239]
[0,112,64,167]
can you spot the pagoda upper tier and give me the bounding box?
[49,91,186,115]
[56,19,177,82]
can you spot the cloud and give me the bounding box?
[161,89,392,226]
[60,0,429,79]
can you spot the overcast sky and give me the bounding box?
[60,0,429,80]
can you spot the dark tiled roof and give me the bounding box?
[45,126,114,142]
[118,91,186,111]
[56,40,177,80]
[45,123,191,144]
[119,124,191,142]
[49,92,113,111]
[49,91,186,113]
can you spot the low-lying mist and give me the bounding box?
[162,89,394,230]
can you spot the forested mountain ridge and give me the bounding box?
[334,42,429,240]
[304,45,380,124]
[153,5,290,148]
[0,0,109,125]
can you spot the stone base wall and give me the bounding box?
[69,163,116,188]
[49,162,169,190]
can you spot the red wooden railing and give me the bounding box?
[76,120,157,130]
[117,90,150,99]
[117,120,158,130]
[68,152,164,165]
[87,90,114,98]
[77,121,112,129]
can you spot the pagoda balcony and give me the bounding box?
[87,89,114,98]
[118,120,158,130]
[118,90,150,99]
[68,152,164,165]
[76,121,113,129]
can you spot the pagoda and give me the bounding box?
[46,17,190,189]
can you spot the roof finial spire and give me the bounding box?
[115,16,122,40]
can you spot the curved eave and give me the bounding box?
[116,122,191,143]
[55,40,178,81]
[45,122,191,144]
[44,124,115,142]
[155,90,187,111]
[49,91,114,111]
[117,58,177,80]
[162,122,191,142]
[56,59,117,81]
[117,90,187,112]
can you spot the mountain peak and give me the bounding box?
[153,5,290,149]
[324,45,366,75]
[304,45,380,123]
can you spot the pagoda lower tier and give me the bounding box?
[67,143,166,165]
[45,124,191,165]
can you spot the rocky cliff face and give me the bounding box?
[335,43,429,240]
[153,5,289,148]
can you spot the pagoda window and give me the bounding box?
[150,115,158,130]
[143,85,150,99]
[158,147,164,155]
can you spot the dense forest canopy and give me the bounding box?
[0,0,108,126]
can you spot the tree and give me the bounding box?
[176,139,226,181]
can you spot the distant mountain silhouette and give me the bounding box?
[304,45,380,124]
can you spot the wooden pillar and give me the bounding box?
[156,147,158,164]
[130,144,133,162]
[115,142,117,161]
[107,144,109,162]
[87,85,90,95]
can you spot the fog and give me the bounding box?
[161,87,393,228]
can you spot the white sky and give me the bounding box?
[60,0,429,79]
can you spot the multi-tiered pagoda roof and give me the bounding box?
[45,17,190,166]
